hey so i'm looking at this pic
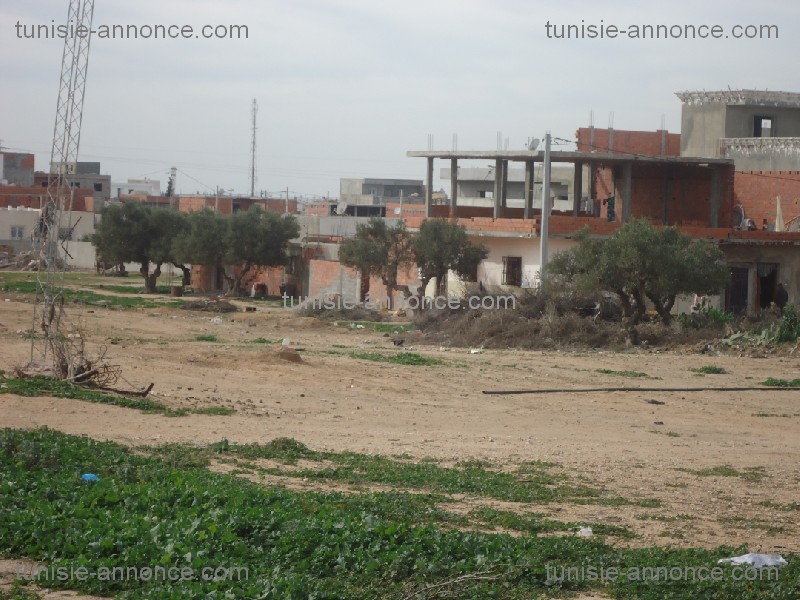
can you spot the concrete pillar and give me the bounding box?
[449,158,458,219]
[425,157,434,218]
[493,158,502,219]
[501,160,509,210]
[524,160,533,219]
[710,167,722,228]
[621,162,632,223]
[747,264,757,316]
[572,161,583,216]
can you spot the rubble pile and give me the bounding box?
[0,250,67,271]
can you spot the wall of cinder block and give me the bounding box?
[734,171,800,228]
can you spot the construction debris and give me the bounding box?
[181,298,238,313]
[0,249,68,271]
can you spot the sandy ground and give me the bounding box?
[1,286,799,571]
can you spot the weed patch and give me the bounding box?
[2,429,796,599]
[761,377,800,388]
[595,368,651,378]
[690,365,727,375]
[348,351,444,366]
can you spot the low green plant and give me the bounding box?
[0,377,231,417]
[761,377,800,388]
[595,368,650,378]
[776,304,800,342]
[195,334,218,342]
[349,351,444,366]
[690,365,727,375]
[3,428,796,599]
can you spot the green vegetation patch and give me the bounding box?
[677,465,767,482]
[195,334,218,342]
[0,280,182,310]
[690,365,727,375]
[0,377,232,417]
[1,428,797,599]
[761,377,800,388]
[348,351,443,366]
[595,368,651,378]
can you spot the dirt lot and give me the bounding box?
[1,283,799,562]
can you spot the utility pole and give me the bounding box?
[399,189,403,218]
[538,132,551,286]
[285,187,289,215]
[249,99,257,198]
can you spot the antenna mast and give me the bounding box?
[249,98,257,198]
[30,0,95,376]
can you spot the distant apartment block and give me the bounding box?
[0,152,35,185]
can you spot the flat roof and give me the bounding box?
[676,89,800,108]
[406,150,733,166]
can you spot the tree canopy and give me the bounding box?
[413,219,488,297]
[338,218,413,305]
[92,203,188,293]
[546,219,731,324]
[224,207,300,295]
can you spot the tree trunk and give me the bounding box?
[226,262,253,297]
[615,288,635,322]
[143,262,162,294]
[359,271,370,303]
[647,293,675,325]
[173,263,191,286]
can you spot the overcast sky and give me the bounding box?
[1,0,798,199]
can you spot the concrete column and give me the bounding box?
[747,264,757,316]
[449,158,458,219]
[501,160,509,210]
[493,158,502,219]
[524,160,533,219]
[572,161,583,216]
[710,167,722,228]
[425,157,434,218]
[621,162,632,223]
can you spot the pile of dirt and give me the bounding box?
[180,298,238,313]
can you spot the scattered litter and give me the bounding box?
[81,473,100,485]
[576,527,593,538]
[349,323,365,329]
[282,338,290,347]
[645,399,666,405]
[210,317,223,324]
[469,345,484,354]
[718,553,787,568]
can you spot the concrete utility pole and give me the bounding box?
[539,132,552,286]
[285,187,289,215]
[249,99,257,198]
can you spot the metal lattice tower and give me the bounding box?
[30,0,95,376]
[249,98,258,198]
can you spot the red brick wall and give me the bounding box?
[593,164,734,227]
[734,171,800,229]
[576,127,681,156]
[0,186,92,211]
